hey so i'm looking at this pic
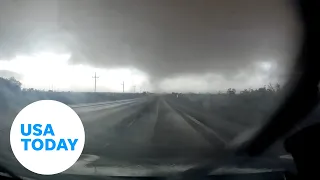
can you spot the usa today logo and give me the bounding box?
[10,100,85,175]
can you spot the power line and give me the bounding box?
[92,72,99,92]
[121,81,124,93]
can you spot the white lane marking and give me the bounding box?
[155,100,160,120]
[127,119,137,127]
[72,100,136,110]
[63,154,195,176]
[0,172,36,180]
[73,101,139,114]
[126,99,158,128]
[211,167,276,175]
[62,154,276,176]
[280,154,293,160]
[73,100,137,110]
[69,98,142,108]
[160,100,215,147]
[182,113,227,145]
[64,154,99,175]
[228,127,259,148]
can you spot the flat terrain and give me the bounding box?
[0,96,292,179]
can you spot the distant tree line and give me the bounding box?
[166,82,284,129]
[225,83,281,95]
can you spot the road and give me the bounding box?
[0,96,291,178]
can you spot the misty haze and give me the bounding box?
[1,0,315,178]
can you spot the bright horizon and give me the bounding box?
[0,52,282,93]
[0,52,150,93]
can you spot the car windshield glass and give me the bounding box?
[0,0,299,178]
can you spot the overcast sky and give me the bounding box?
[0,0,300,93]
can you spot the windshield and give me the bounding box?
[0,0,299,178]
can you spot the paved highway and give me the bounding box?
[0,96,290,178]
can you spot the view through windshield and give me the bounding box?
[0,0,299,178]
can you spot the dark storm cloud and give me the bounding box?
[0,0,299,82]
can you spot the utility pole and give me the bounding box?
[121,81,124,93]
[133,85,136,93]
[92,72,99,92]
